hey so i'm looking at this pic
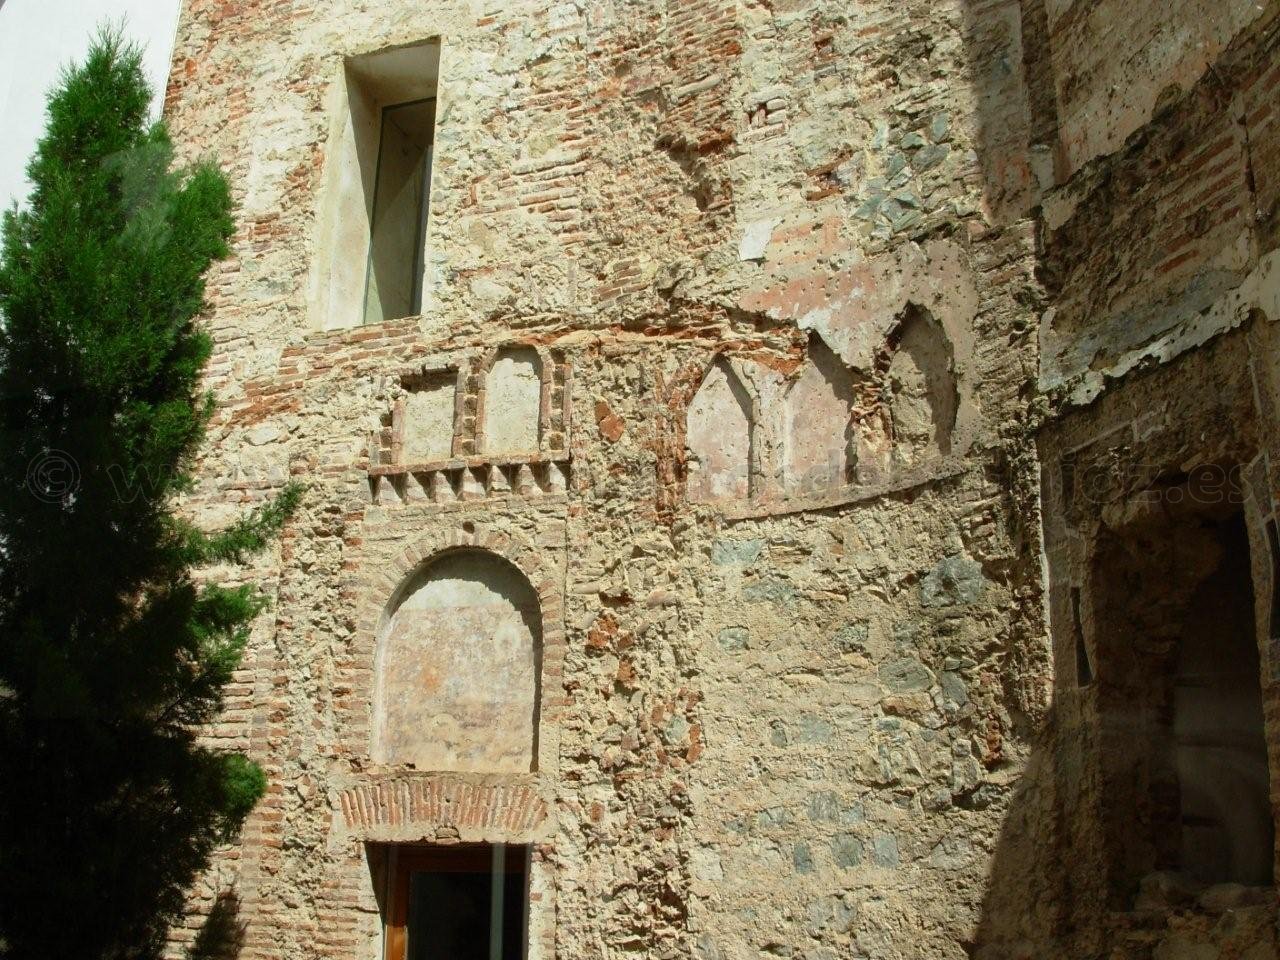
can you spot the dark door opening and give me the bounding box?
[383,843,530,960]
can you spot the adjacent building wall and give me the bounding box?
[1009,1,1280,956]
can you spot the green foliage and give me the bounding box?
[0,29,298,960]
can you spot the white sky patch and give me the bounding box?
[0,0,181,211]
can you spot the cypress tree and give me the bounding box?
[0,30,298,960]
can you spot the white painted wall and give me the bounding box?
[0,0,182,210]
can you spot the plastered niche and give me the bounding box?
[680,315,975,511]
[783,335,855,494]
[372,549,542,773]
[850,300,971,485]
[483,348,543,455]
[400,369,457,463]
[887,304,958,468]
[686,358,752,502]
[727,241,980,503]
[366,345,572,506]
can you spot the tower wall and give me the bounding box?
[160,1,1280,957]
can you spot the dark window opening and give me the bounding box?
[382,844,530,960]
[1266,517,1280,642]
[362,98,436,325]
[1071,586,1092,687]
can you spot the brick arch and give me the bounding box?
[341,522,567,768]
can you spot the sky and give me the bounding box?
[0,0,182,210]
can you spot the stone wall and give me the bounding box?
[159,0,1280,957]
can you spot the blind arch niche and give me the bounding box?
[373,549,542,772]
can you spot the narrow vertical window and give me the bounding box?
[1071,587,1092,687]
[363,98,436,325]
[384,844,530,960]
[1265,518,1280,642]
[308,41,440,331]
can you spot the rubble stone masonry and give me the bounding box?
[161,0,1280,957]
